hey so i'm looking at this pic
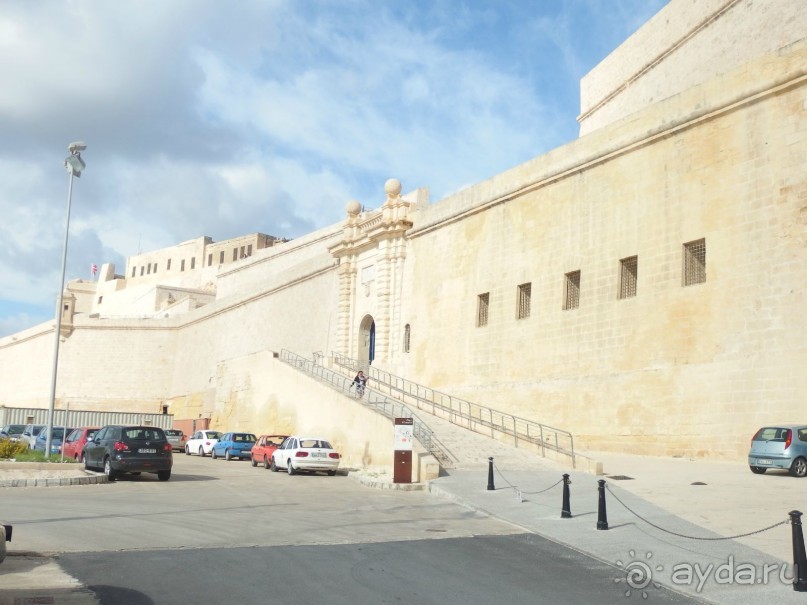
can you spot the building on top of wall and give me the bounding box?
[86,233,283,319]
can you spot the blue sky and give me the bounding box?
[0,0,668,337]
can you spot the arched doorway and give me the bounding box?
[358,315,375,366]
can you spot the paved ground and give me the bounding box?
[2,436,807,604]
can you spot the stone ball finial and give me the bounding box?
[346,199,362,216]
[384,178,402,199]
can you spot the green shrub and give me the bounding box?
[0,439,29,459]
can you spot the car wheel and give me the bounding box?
[185,446,191,456]
[225,449,232,461]
[211,448,218,459]
[199,446,205,457]
[104,458,118,481]
[130,472,141,476]
[750,466,767,474]
[157,470,171,481]
[84,457,92,471]
[327,470,337,476]
[251,455,258,467]
[287,460,296,475]
[270,457,279,472]
[790,457,807,478]
[264,456,271,470]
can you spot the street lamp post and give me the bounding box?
[45,142,86,456]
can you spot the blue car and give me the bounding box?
[32,427,74,455]
[748,425,807,477]
[211,432,257,461]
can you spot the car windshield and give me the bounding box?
[5,425,25,435]
[206,431,221,439]
[753,427,791,441]
[165,430,182,437]
[299,439,331,449]
[124,428,166,441]
[233,434,256,442]
[32,426,45,436]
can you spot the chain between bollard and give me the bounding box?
[605,484,788,540]
[489,460,564,500]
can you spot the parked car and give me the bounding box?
[62,427,100,462]
[270,436,341,475]
[32,427,73,455]
[748,425,807,477]
[164,429,187,452]
[84,425,173,481]
[0,424,25,441]
[185,430,221,457]
[211,433,257,461]
[250,434,289,469]
[20,424,46,449]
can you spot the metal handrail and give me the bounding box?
[332,352,575,465]
[279,350,455,467]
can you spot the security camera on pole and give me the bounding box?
[45,142,86,457]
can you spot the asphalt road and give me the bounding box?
[1,455,702,604]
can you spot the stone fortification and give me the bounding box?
[579,0,807,135]
[0,0,804,463]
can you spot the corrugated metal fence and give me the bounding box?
[0,406,173,429]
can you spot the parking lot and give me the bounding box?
[1,452,520,555]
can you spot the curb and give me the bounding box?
[348,471,426,491]
[0,472,108,488]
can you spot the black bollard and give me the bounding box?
[487,457,495,491]
[790,510,807,592]
[596,479,609,530]
[561,474,572,518]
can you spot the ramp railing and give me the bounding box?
[279,350,455,468]
[332,352,575,466]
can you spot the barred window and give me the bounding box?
[208,253,213,266]
[618,256,638,299]
[682,239,706,286]
[167,259,172,271]
[516,283,531,319]
[219,251,225,264]
[190,257,196,270]
[403,324,411,353]
[131,266,136,277]
[477,293,490,327]
[563,271,581,310]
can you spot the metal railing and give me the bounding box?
[279,350,455,468]
[332,352,576,466]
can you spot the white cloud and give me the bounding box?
[0,0,671,336]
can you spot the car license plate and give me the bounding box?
[140,448,156,454]
[312,452,325,458]
[758,459,772,465]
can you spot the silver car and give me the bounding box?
[164,429,187,452]
[748,425,807,477]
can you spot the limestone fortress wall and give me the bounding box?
[1,0,805,462]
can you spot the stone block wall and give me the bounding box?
[392,40,807,459]
[579,0,807,135]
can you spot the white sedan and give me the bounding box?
[185,430,222,456]
[270,436,341,476]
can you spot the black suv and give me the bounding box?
[85,425,173,481]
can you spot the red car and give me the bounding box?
[250,434,288,469]
[62,427,100,462]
